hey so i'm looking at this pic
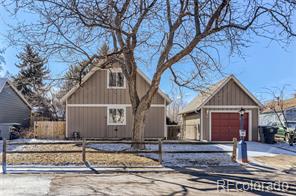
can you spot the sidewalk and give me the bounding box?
[1,164,174,174]
[1,165,295,195]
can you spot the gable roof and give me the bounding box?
[179,75,262,114]
[0,78,7,92]
[0,78,32,109]
[262,97,296,113]
[61,62,172,103]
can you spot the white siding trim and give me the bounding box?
[200,108,204,140]
[249,111,252,141]
[164,100,167,139]
[67,104,165,107]
[203,105,259,109]
[136,69,172,103]
[7,80,32,109]
[208,110,252,141]
[61,65,171,103]
[65,99,68,138]
[198,75,263,110]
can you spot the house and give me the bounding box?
[61,62,171,139]
[179,75,262,141]
[0,78,32,127]
[260,96,296,125]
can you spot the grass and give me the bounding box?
[0,144,158,166]
[254,155,296,170]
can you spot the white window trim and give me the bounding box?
[107,68,126,89]
[107,106,127,125]
[208,110,252,142]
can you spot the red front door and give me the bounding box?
[211,112,249,141]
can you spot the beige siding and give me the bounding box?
[201,79,259,141]
[144,107,165,138]
[182,113,200,140]
[201,108,259,141]
[68,69,164,105]
[206,79,257,106]
[67,106,164,138]
[181,78,260,141]
[202,109,210,141]
[66,68,167,138]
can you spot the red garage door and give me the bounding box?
[211,112,249,141]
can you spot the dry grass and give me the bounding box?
[254,155,296,170]
[1,144,158,166]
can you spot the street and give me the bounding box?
[1,165,295,196]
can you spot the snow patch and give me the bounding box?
[88,143,237,167]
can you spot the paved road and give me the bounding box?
[1,166,295,195]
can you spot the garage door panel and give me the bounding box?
[211,112,249,141]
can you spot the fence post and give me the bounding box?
[232,138,237,162]
[2,139,7,174]
[82,139,86,163]
[158,139,163,165]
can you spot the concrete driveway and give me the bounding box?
[1,166,296,195]
[218,141,296,171]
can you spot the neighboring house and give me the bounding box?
[0,78,32,127]
[179,75,262,141]
[61,63,171,139]
[260,96,296,125]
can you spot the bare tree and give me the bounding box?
[2,0,296,148]
[167,82,186,124]
[263,86,293,127]
[263,86,296,145]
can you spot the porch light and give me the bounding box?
[239,107,245,116]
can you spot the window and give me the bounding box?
[107,69,125,88]
[107,107,126,125]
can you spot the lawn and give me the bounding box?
[0,139,237,167]
[89,143,237,167]
[0,142,158,167]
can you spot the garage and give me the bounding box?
[211,112,249,141]
[180,75,262,141]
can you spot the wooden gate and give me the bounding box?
[34,121,65,139]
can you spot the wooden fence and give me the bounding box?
[34,121,65,139]
[167,125,180,140]
[1,139,237,174]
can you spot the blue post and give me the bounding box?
[237,108,248,163]
[237,140,248,163]
[2,139,7,174]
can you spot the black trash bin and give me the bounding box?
[258,126,278,144]
[258,126,266,143]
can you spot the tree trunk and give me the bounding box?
[132,107,147,149]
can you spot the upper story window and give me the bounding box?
[107,68,126,89]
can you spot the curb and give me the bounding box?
[1,165,175,174]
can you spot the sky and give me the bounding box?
[0,6,296,104]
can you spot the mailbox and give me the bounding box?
[239,129,246,138]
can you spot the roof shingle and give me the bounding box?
[262,97,296,113]
[0,78,8,93]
